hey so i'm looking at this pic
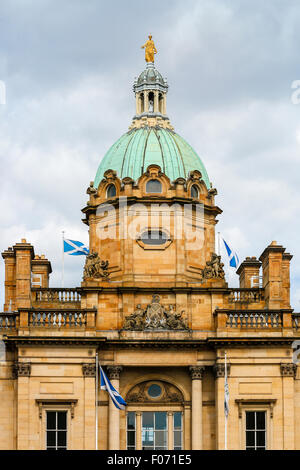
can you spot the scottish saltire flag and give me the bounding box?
[100,366,127,410]
[224,361,229,418]
[63,239,89,256]
[223,239,239,269]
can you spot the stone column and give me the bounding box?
[82,363,97,450]
[15,362,31,450]
[154,90,159,113]
[162,95,167,115]
[168,411,174,450]
[214,363,230,450]
[107,366,123,450]
[281,363,296,450]
[189,366,205,450]
[144,92,149,113]
[136,411,142,450]
[135,93,140,115]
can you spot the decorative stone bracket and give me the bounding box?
[280,363,297,378]
[213,363,231,378]
[235,399,277,419]
[13,362,31,378]
[82,363,96,377]
[189,366,205,380]
[107,366,123,380]
[36,399,78,419]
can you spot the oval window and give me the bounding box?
[106,184,116,198]
[140,230,168,245]
[191,185,199,198]
[146,179,162,193]
[148,384,162,398]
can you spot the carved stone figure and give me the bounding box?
[123,295,188,331]
[83,252,109,280]
[202,253,225,280]
[123,304,145,331]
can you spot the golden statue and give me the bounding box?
[141,35,157,63]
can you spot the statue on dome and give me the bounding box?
[141,35,157,63]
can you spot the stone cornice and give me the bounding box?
[3,336,297,350]
[3,336,106,347]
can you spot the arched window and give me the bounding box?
[191,185,199,199]
[106,184,116,198]
[140,230,168,246]
[146,179,162,193]
[126,380,184,450]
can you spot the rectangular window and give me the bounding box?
[127,411,136,450]
[173,411,183,450]
[245,411,266,450]
[46,411,67,450]
[142,412,167,450]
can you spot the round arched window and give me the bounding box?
[146,179,162,193]
[148,384,162,398]
[140,230,168,246]
[106,184,116,198]
[191,185,199,199]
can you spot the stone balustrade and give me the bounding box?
[228,288,264,304]
[226,311,282,328]
[0,312,18,330]
[32,288,81,304]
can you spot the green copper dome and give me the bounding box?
[94,127,210,188]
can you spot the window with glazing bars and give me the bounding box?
[245,411,266,450]
[127,411,136,450]
[46,411,67,450]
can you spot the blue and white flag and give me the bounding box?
[223,239,239,269]
[100,366,127,410]
[224,353,229,418]
[63,239,89,256]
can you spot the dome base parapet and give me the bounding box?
[129,115,174,131]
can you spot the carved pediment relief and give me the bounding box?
[126,380,184,404]
[123,295,188,331]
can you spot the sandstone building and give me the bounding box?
[0,49,298,450]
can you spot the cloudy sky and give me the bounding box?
[0,0,300,308]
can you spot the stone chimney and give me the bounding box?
[236,257,262,288]
[1,247,16,312]
[31,254,52,288]
[259,241,287,309]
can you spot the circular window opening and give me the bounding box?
[107,184,116,198]
[146,179,162,193]
[148,384,162,398]
[191,185,199,198]
[140,230,168,246]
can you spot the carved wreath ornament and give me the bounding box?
[123,294,188,331]
[83,252,109,280]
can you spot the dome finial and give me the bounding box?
[141,34,157,63]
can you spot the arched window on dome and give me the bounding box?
[191,185,199,199]
[106,184,117,198]
[146,179,162,194]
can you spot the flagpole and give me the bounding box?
[62,231,65,288]
[225,351,228,451]
[218,232,221,256]
[95,352,98,450]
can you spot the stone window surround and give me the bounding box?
[235,399,276,451]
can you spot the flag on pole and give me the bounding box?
[224,354,229,419]
[63,239,89,256]
[222,239,239,269]
[100,366,127,410]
